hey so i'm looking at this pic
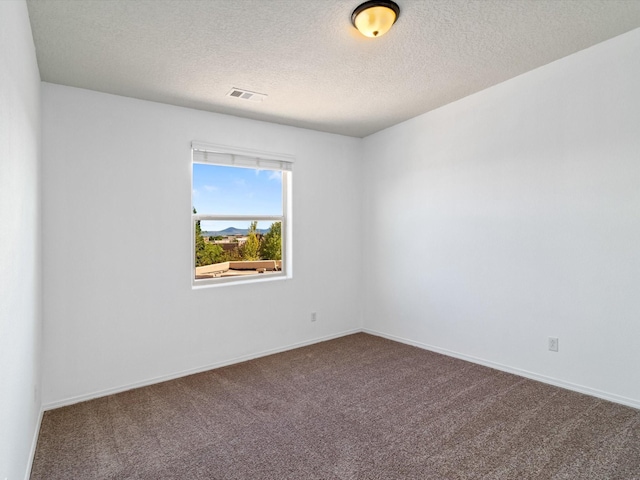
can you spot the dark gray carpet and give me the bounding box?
[31,333,640,479]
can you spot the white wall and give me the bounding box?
[363,28,640,407]
[0,1,42,479]
[41,84,363,406]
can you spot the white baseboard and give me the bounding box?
[31,326,639,478]
[42,328,362,411]
[363,328,640,411]
[41,326,640,412]
[24,406,44,480]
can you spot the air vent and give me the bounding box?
[226,88,267,102]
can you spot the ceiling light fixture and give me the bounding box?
[351,1,400,38]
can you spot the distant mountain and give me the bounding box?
[202,227,270,237]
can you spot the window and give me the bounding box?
[191,142,293,286]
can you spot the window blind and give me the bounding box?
[192,142,293,171]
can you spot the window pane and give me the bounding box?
[193,163,283,216]
[195,220,283,280]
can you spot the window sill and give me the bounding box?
[192,271,290,289]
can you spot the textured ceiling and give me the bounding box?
[27,0,640,138]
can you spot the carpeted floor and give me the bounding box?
[31,333,640,479]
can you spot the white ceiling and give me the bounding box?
[27,0,640,138]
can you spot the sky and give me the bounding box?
[193,163,283,231]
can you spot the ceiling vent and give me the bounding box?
[226,88,267,102]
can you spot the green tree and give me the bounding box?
[260,222,282,260]
[224,246,243,262]
[240,221,261,261]
[194,207,204,265]
[194,207,224,267]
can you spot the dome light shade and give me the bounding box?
[351,1,400,38]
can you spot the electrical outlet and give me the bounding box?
[311,312,317,322]
[548,337,559,352]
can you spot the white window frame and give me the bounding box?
[191,142,293,288]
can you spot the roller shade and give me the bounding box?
[192,142,293,171]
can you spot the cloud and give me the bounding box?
[268,171,282,182]
[192,189,199,196]
[234,179,247,187]
[203,185,218,192]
